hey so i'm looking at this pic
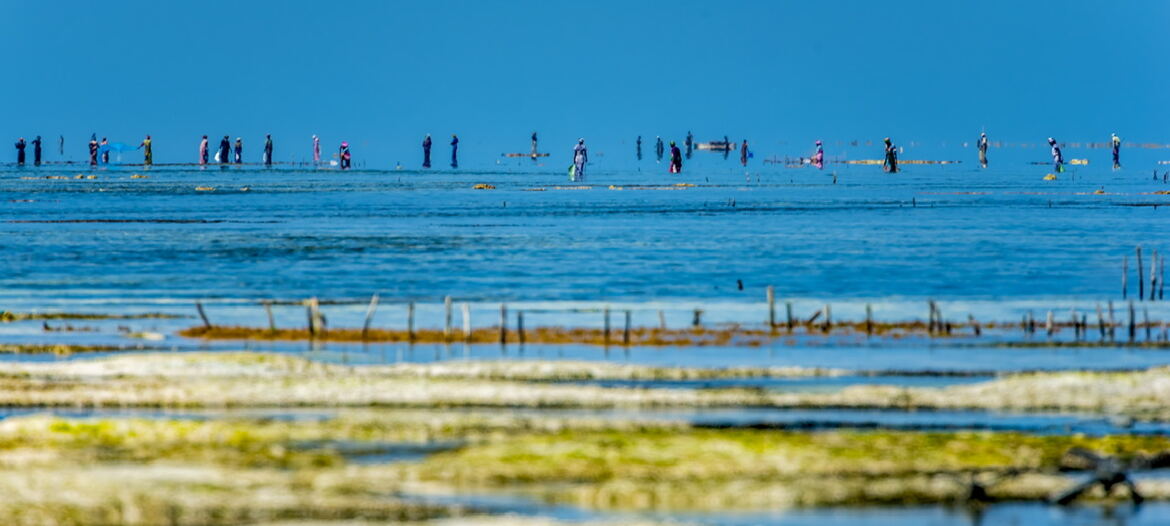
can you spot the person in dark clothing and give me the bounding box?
[685,131,693,159]
[218,136,231,164]
[978,132,989,168]
[1048,137,1063,173]
[722,135,730,160]
[422,134,432,168]
[1111,133,1121,169]
[58,135,64,157]
[740,140,749,167]
[450,134,459,168]
[14,138,26,165]
[339,142,351,169]
[655,136,664,162]
[88,135,99,166]
[669,141,683,174]
[636,136,642,160]
[531,132,538,157]
[31,136,41,166]
[233,138,242,164]
[263,135,273,166]
[883,137,898,173]
[138,135,153,166]
[100,137,109,164]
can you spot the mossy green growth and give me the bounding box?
[413,428,1170,509]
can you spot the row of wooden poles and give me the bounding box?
[196,294,644,346]
[188,285,1170,346]
[1122,245,1165,301]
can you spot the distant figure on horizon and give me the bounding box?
[656,136,664,162]
[813,140,824,169]
[31,136,42,166]
[58,135,64,157]
[450,134,459,168]
[138,135,153,166]
[685,131,693,159]
[199,135,209,165]
[740,139,749,167]
[234,138,243,164]
[531,132,538,157]
[263,135,273,166]
[722,135,730,160]
[669,141,683,174]
[218,136,231,164]
[422,134,432,168]
[100,138,109,164]
[978,132,989,168]
[572,138,588,181]
[1048,137,1063,173]
[883,137,898,173]
[339,142,351,170]
[1112,133,1121,169]
[636,136,642,160]
[14,138,26,165]
[88,135,98,166]
[313,135,321,164]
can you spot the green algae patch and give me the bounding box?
[413,429,1170,510]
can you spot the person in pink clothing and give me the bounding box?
[198,135,209,165]
[813,140,824,169]
[312,135,321,164]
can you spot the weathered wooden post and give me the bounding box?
[362,294,379,340]
[821,304,831,333]
[407,302,416,343]
[306,297,322,337]
[657,310,666,330]
[603,307,612,346]
[1108,301,1117,340]
[623,310,631,346]
[498,304,507,345]
[786,302,794,332]
[1137,246,1145,300]
[692,308,702,327]
[444,295,453,340]
[1046,310,1055,336]
[1096,303,1106,340]
[766,286,776,330]
[1123,255,1128,299]
[865,304,874,336]
[968,314,982,337]
[461,303,472,341]
[1151,251,1159,303]
[1128,300,1136,342]
[1144,307,1151,341]
[517,311,525,346]
[195,301,212,329]
[263,300,275,332]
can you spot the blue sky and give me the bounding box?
[2,0,1167,167]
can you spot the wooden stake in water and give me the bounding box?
[407,302,416,342]
[865,304,874,336]
[461,303,471,341]
[263,300,275,332]
[1137,246,1145,300]
[362,294,379,340]
[1046,310,1054,336]
[1096,303,1106,340]
[786,302,794,332]
[1123,255,1129,299]
[658,310,666,330]
[766,286,776,329]
[1108,301,1117,340]
[1128,300,1136,342]
[498,304,507,345]
[444,295,453,340]
[968,314,981,337]
[517,311,525,346]
[603,306,611,346]
[692,308,702,327]
[1152,251,1159,303]
[822,304,832,334]
[306,297,322,336]
[1143,307,1151,341]
[195,301,211,329]
[623,310,631,346]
